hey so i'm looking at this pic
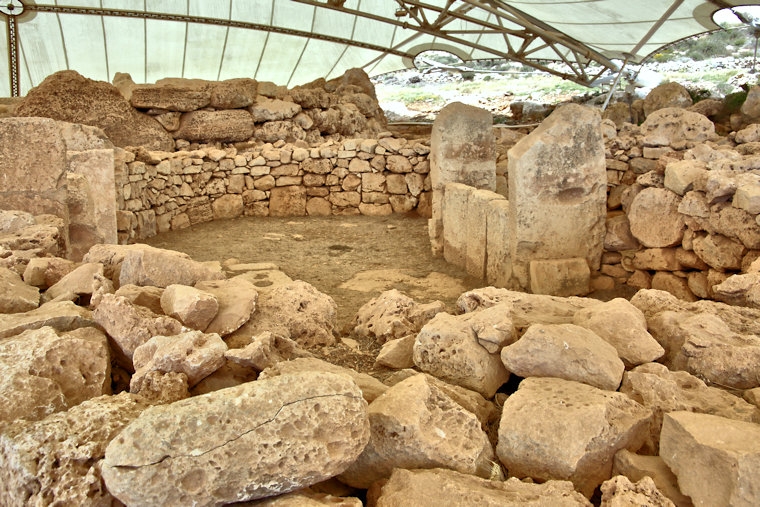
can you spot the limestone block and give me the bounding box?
[375,468,591,507]
[0,392,151,507]
[735,122,760,144]
[643,82,693,117]
[486,198,512,287]
[529,258,591,297]
[734,182,760,214]
[632,248,681,271]
[114,283,164,314]
[442,182,472,269]
[604,214,640,252]
[174,109,254,143]
[130,82,211,111]
[507,104,606,289]
[675,248,709,270]
[390,194,417,213]
[103,372,369,506]
[413,306,513,397]
[660,411,760,507]
[211,194,244,219]
[466,189,506,279]
[620,362,760,453]
[740,85,760,125]
[22,256,76,289]
[270,185,307,216]
[0,326,110,423]
[237,280,337,347]
[255,490,362,506]
[249,97,301,122]
[93,294,182,368]
[130,330,227,392]
[712,272,760,308]
[159,284,218,331]
[456,286,601,327]
[44,262,104,302]
[259,356,386,403]
[208,78,258,109]
[651,272,697,302]
[670,312,760,389]
[501,323,624,390]
[664,159,707,195]
[496,377,652,497]
[0,267,39,313]
[692,233,746,271]
[375,334,416,369]
[677,190,710,217]
[612,450,692,507]
[709,203,760,250]
[628,188,685,248]
[0,300,95,339]
[573,298,664,367]
[339,374,494,489]
[117,245,225,288]
[194,278,258,336]
[224,331,312,372]
[640,108,714,147]
[0,210,35,233]
[352,289,444,344]
[600,476,677,507]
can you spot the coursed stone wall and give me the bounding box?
[115,136,432,243]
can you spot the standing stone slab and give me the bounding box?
[496,377,651,497]
[486,198,512,287]
[102,371,369,506]
[507,104,606,291]
[442,182,473,268]
[660,411,760,507]
[466,189,506,279]
[529,257,591,297]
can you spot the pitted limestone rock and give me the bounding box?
[102,371,369,506]
[352,289,445,344]
[160,284,219,331]
[194,278,258,336]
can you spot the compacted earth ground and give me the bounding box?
[145,212,484,375]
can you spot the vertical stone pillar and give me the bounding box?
[429,102,495,256]
[507,103,607,294]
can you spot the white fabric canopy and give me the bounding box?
[0,0,757,96]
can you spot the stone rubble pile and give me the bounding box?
[3,209,760,506]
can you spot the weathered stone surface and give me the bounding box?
[130,80,211,111]
[600,475,676,507]
[374,468,591,507]
[0,210,35,233]
[160,284,219,331]
[17,70,174,150]
[339,374,494,489]
[651,272,697,302]
[486,198,511,287]
[0,393,151,507]
[44,262,104,302]
[643,82,693,117]
[692,233,746,271]
[118,245,225,288]
[224,331,312,372]
[173,109,254,143]
[507,104,606,289]
[253,490,362,506]
[501,323,624,390]
[194,278,258,336]
[209,78,258,109]
[211,194,244,220]
[496,377,651,497]
[604,214,640,251]
[529,257,591,297]
[0,326,110,423]
[660,411,760,507]
[442,182,473,268]
[22,256,76,289]
[102,372,369,506]
[0,267,39,313]
[352,289,444,344]
[270,186,307,216]
[712,272,760,308]
[114,283,164,314]
[640,108,715,147]
[375,334,416,369]
[259,357,387,403]
[628,188,685,248]
[612,450,692,507]
[249,97,302,122]
[413,304,513,397]
[0,300,95,339]
[130,330,227,393]
[622,362,760,453]
[664,159,707,195]
[457,287,601,327]
[237,280,337,347]
[573,298,664,366]
[93,293,182,368]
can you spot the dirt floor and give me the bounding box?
[144,212,484,375]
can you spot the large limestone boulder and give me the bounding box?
[621,362,760,453]
[339,374,494,488]
[236,280,337,347]
[194,278,258,336]
[500,323,625,391]
[374,468,591,506]
[352,289,444,344]
[628,188,685,248]
[0,393,152,506]
[612,450,692,507]
[173,110,255,143]
[496,377,652,497]
[573,298,664,367]
[643,82,693,117]
[639,108,715,147]
[130,330,227,392]
[102,371,369,506]
[0,326,110,423]
[660,411,760,507]
[0,300,95,339]
[599,475,676,507]
[43,262,105,303]
[14,70,174,151]
[92,294,182,369]
[0,266,39,313]
[159,284,219,331]
[413,304,513,397]
[224,331,312,373]
[130,79,212,111]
